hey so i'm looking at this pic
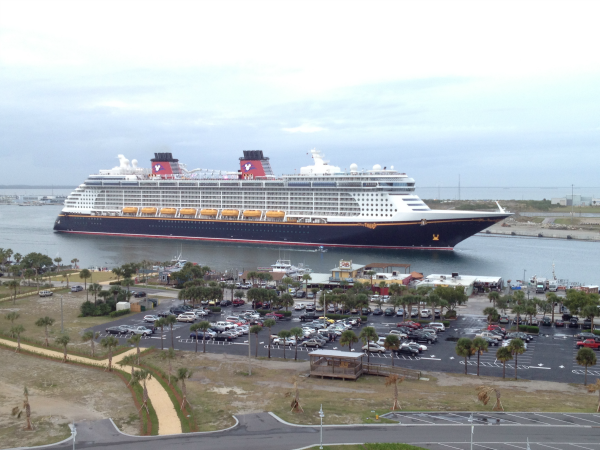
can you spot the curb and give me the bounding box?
[109,415,239,437]
[5,425,74,450]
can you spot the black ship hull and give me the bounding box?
[53,214,508,250]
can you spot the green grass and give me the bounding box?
[122,370,159,435]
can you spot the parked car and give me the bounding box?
[569,317,580,328]
[361,307,371,315]
[577,339,600,350]
[129,326,153,336]
[362,343,386,354]
[273,337,297,346]
[498,315,510,324]
[39,290,53,297]
[302,339,323,348]
[232,298,245,306]
[384,307,394,316]
[177,314,196,323]
[388,330,408,339]
[395,309,404,317]
[372,308,383,315]
[574,332,600,341]
[294,303,305,311]
[143,315,159,323]
[541,317,552,326]
[483,336,500,347]
[476,331,503,341]
[401,341,427,352]
[213,334,235,342]
[429,322,446,332]
[190,330,216,339]
[220,300,232,307]
[158,311,176,318]
[555,319,565,327]
[420,309,432,318]
[396,345,419,356]
[502,339,528,350]
[487,324,505,333]
[133,291,147,298]
[71,285,83,292]
[105,326,126,335]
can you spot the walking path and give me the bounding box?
[0,338,181,435]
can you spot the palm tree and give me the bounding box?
[290,327,303,361]
[455,337,473,375]
[55,335,71,362]
[496,347,513,379]
[281,276,293,294]
[280,293,295,311]
[476,385,504,411]
[176,367,193,410]
[359,326,378,366]
[302,273,312,293]
[587,378,600,412]
[511,304,526,332]
[11,325,25,352]
[5,311,20,335]
[54,257,62,272]
[4,280,19,305]
[117,354,137,385]
[71,258,79,269]
[488,291,500,309]
[161,348,176,384]
[82,331,100,357]
[128,334,143,365]
[112,267,124,283]
[132,369,152,414]
[508,338,525,380]
[340,330,358,352]
[546,292,559,323]
[277,330,292,359]
[11,386,33,430]
[576,347,597,386]
[79,269,92,301]
[385,374,404,411]
[164,314,178,349]
[122,277,134,296]
[154,318,166,350]
[197,321,211,353]
[35,316,55,347]
[189,323,201,353]
[97,290,111,305]
[365,271,376,289]
[100,336,119,371]
[582,305,598,332]
[250,325,262,357]
[88,283,102,306]
[483,307,498,324]
[263,319,276,359]
[472,337,489,376]
[384,335,400,367]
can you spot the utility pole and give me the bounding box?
[458,174,461,201]
[571,184,574,225]
[61,295,64,332]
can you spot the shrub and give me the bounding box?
[109,309,131,318]
[281,311,292,317]
[209,306,221,313]
[445,310,457,319]
[442,320,450,327]
[321,313,368,321]
[109,281,121,285]
[581,329,600,335]
[80,300,95,317]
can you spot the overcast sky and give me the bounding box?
[1,0,599,189]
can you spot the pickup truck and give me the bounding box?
[576,339,600,350]
[475,331,503,341]
[211,321,235,330]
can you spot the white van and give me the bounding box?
[429,322,446,332]
[39,290,53,297]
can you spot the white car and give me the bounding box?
[273,337,297,346]
[39,290,53,297]
[192,309,209,316]
[388,330,408,339]
[143,315,159,323]
[177,314,195,323]
[420,309,432,318]
[362,343,386,353]
[401,341,427,352]
[429,322,446,332]
[476,331,503,341]
[294,303,305,311]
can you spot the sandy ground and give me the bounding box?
[0,349,139,449]
[0,338,182,436]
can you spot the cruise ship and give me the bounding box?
[53,149,511,250]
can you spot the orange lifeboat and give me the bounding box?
[243,210,261,218]
[180,208,197,216]
[200,209,218,216]
[160,208,177,215]
[141,207,157,214]
[122,207,138,214]
[221,209,239,217]
[266,211,285,219]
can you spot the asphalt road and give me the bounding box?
[20,412,600,450]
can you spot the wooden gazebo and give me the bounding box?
[309,350,364,380]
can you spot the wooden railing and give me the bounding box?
[363,363,421,380]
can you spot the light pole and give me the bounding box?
[60,295,64,332]
[468,413,474,450]
[319,404,324,449]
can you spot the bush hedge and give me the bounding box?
[109,309,131,318]
[445,310,457,319]
[209,306,221,313]
[581,329,600,335]
[510,325,539,334]
[109,281,121,285]
[321,313,368,321]
[417,319,451,328]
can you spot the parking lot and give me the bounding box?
[87,299,599,384]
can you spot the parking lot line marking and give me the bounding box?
[568,444,596,450]
[394,414,435,424]
[560,413,600,425]
[533,413,576,424]
[436,443,466,450]
[419,357,441,360]
[475,412,518,424]
[502,442,527,450]
[504,413,549,424]
[528,366,551,370]
[421,413,463,423]
[535,443,568,450]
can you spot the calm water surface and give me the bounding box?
[1,204,598,284]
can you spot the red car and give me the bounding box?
[577,339,600,350]
[555,319,565,327]
[265,312,284,320]
[397,321,420,329]
[488,325,506,333]
[233,299,245,306]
